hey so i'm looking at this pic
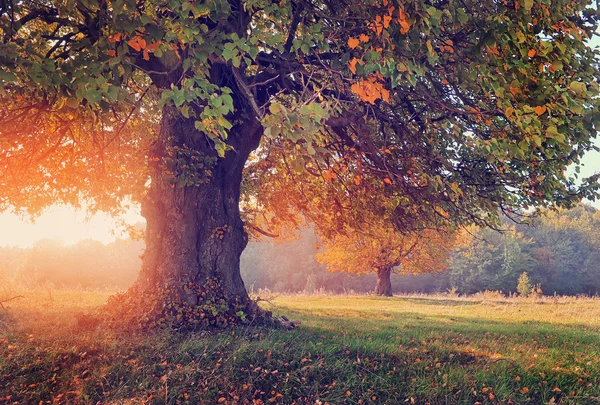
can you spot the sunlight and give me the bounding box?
[0,206,144,248]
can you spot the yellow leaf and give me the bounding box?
[347,37,360,49]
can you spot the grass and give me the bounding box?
[2,291,600,404]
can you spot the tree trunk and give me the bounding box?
[110,105,264,329]
[375,266,393,297]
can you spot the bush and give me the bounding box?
[517,272,532,296]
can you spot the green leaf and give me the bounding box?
[569,82,587,97]
[569,104,584,115]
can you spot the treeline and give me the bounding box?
[448,205,600,296]
[0,238,144,290]
[242,205,600,296]
[2,205,600,296]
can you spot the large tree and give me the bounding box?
[1,0,599,327]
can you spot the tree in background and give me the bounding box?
[447,205,600,296]
[449,226,536,294]
[2,0,600,328]
[7,238,144,289]
[525,205,600,295]
[316,224,452,296]
[517,272,532,296]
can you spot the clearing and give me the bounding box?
[1,292,600,404]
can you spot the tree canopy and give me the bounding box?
[2,0,599,223]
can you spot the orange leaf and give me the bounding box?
[128,36,147,52]
[347,37,360,49]
[108,33,122,43]
[399,19,410,34]
[398,9,410,34]
[359,34,370,43]
[383,15,392,29]
[528,49,536,58]
[380,87,390,102]
[146,41,161,51]
[218,398,226,403]
[107,50,116,57]
[535,105,547,115]
[143,49,150,61]
[519,387,529,394]
[383,178,392,184]
[348,58,358,74]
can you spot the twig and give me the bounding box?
[0,295,24,311]
[253,295,280,307]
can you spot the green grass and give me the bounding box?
[2,292,600,404]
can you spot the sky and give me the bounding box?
[0,206,144,248]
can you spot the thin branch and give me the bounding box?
[0,295,24,311]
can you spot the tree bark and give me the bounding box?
[115,105,264,329]
[375,266,393,297]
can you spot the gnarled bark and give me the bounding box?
[117,105,264,328]
[375,266,393,297]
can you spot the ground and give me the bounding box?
[2,291,600,404]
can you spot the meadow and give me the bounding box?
[2,291,600,404]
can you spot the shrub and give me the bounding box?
[517,272,532,296]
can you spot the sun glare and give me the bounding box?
[0,206,144,248]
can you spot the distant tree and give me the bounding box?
[17,238,143,289]
[524,205,600,295]
[449,226,536,294]
[316,223,452,296]
[517,272,532,296]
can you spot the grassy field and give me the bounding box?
[2,291,600,404]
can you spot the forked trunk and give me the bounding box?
[375,266,393,297]
[109,105,263,329]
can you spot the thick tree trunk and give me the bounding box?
[113,105,263,329]
[375,266,393,297]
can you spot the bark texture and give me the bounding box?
[375,266,393,296]
[125,104,263,327]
